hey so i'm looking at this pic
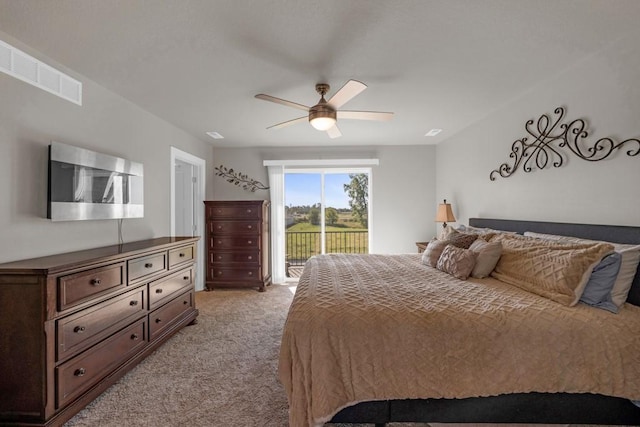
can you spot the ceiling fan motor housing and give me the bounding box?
[309,103,337,122]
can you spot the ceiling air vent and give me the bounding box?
[0,39,82,106]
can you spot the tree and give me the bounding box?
[343,173,368,228]
[309,207,320,225]
[325,207,338,225]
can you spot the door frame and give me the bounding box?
[170,147,206,291]
[264,158,378,284]
[285,167,373,256]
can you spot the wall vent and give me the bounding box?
[0,39,82,106]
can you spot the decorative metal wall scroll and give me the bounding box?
[490,107,640,181]
[214,165,269,192]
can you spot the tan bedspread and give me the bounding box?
[279,253,640,427]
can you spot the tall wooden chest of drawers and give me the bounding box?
[205,200,271,291]
[0,237,199,426]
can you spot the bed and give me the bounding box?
[278,218,640,427]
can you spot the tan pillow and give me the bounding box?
[421,239,448,267]
[443,228,478,249]
[448,233,478,249]
[436,245,477,280]
[490,234,614,306]
[469,238,503,278]
[523,231,640,307]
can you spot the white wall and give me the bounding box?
[0,32,215,263]
[211,145,436,254]
[436,29,640,228]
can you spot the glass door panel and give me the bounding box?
[323,173,369,255]
[285,173,321,277]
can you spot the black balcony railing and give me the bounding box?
[286,231,368,266]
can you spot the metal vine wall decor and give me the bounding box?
[214,165,269,192]
[489,107,640,181]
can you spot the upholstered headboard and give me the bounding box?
[469,218,640,307]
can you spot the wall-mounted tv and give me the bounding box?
[47,141,144,221]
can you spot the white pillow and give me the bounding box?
[524,231,640,307]
[468,238,502,278]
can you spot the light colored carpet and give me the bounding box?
[66,285,293,426]
[63,284,589,427]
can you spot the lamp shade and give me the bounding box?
[435,199,456,227]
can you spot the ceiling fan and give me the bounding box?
[255,80,393,138]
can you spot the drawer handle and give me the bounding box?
[179,252,186,258]
[131,333,139,340]
[217,225,222,229]
[217,271,223,276]
[156,289,163,294]
[130,300,139,306]
[90,278,101,285]
[155,318,162,323]
[74,368,86,377]
[183,300,188,305]
[247,240,252,244]
[247,225,252,229]
[183,276,189,281]
[218,240,222,245]
[247,255,252,260]
[217,255,223,260]
[73,326,86,333]
[145,263,153,269]
[247,209,252,213]
[248,272,253,276]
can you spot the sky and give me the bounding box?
[285,173,352,209]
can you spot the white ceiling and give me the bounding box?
[1,0,639,148]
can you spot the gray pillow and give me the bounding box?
[468,238,502,278]
[421,239,448,268]
[579,252,622,313]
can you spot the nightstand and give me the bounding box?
[416,241,429,253]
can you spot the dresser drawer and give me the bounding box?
[209,236,260,249]
[207,204,261,219]
[56,287,146,362]
[149,290,193,341]
[128,252,167,282]
[210,250,260,265]
[208,220,260,234]
[209,266,261,281]
[149,267,193,310]
[168,245,194,269]
[56,318,147,408]
[58,262,126,311]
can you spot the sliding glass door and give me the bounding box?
[284,169,371,278]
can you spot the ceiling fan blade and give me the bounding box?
[326,80,367,109]
[326,124,342,139]
[267,116,308,130]
[337,110,394,121]
[255,94,310,112]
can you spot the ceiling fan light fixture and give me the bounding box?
[309,104,337,131]
[310,116,336,131]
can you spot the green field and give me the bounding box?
[286,222,368,261]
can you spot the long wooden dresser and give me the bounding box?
[0,237,199,426]
[205,200,271,291]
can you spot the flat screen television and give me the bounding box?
[47,141,144,221]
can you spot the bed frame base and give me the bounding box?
[331,393,640,425]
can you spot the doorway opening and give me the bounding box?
[284,168,371,280]
[170,147,206,291]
